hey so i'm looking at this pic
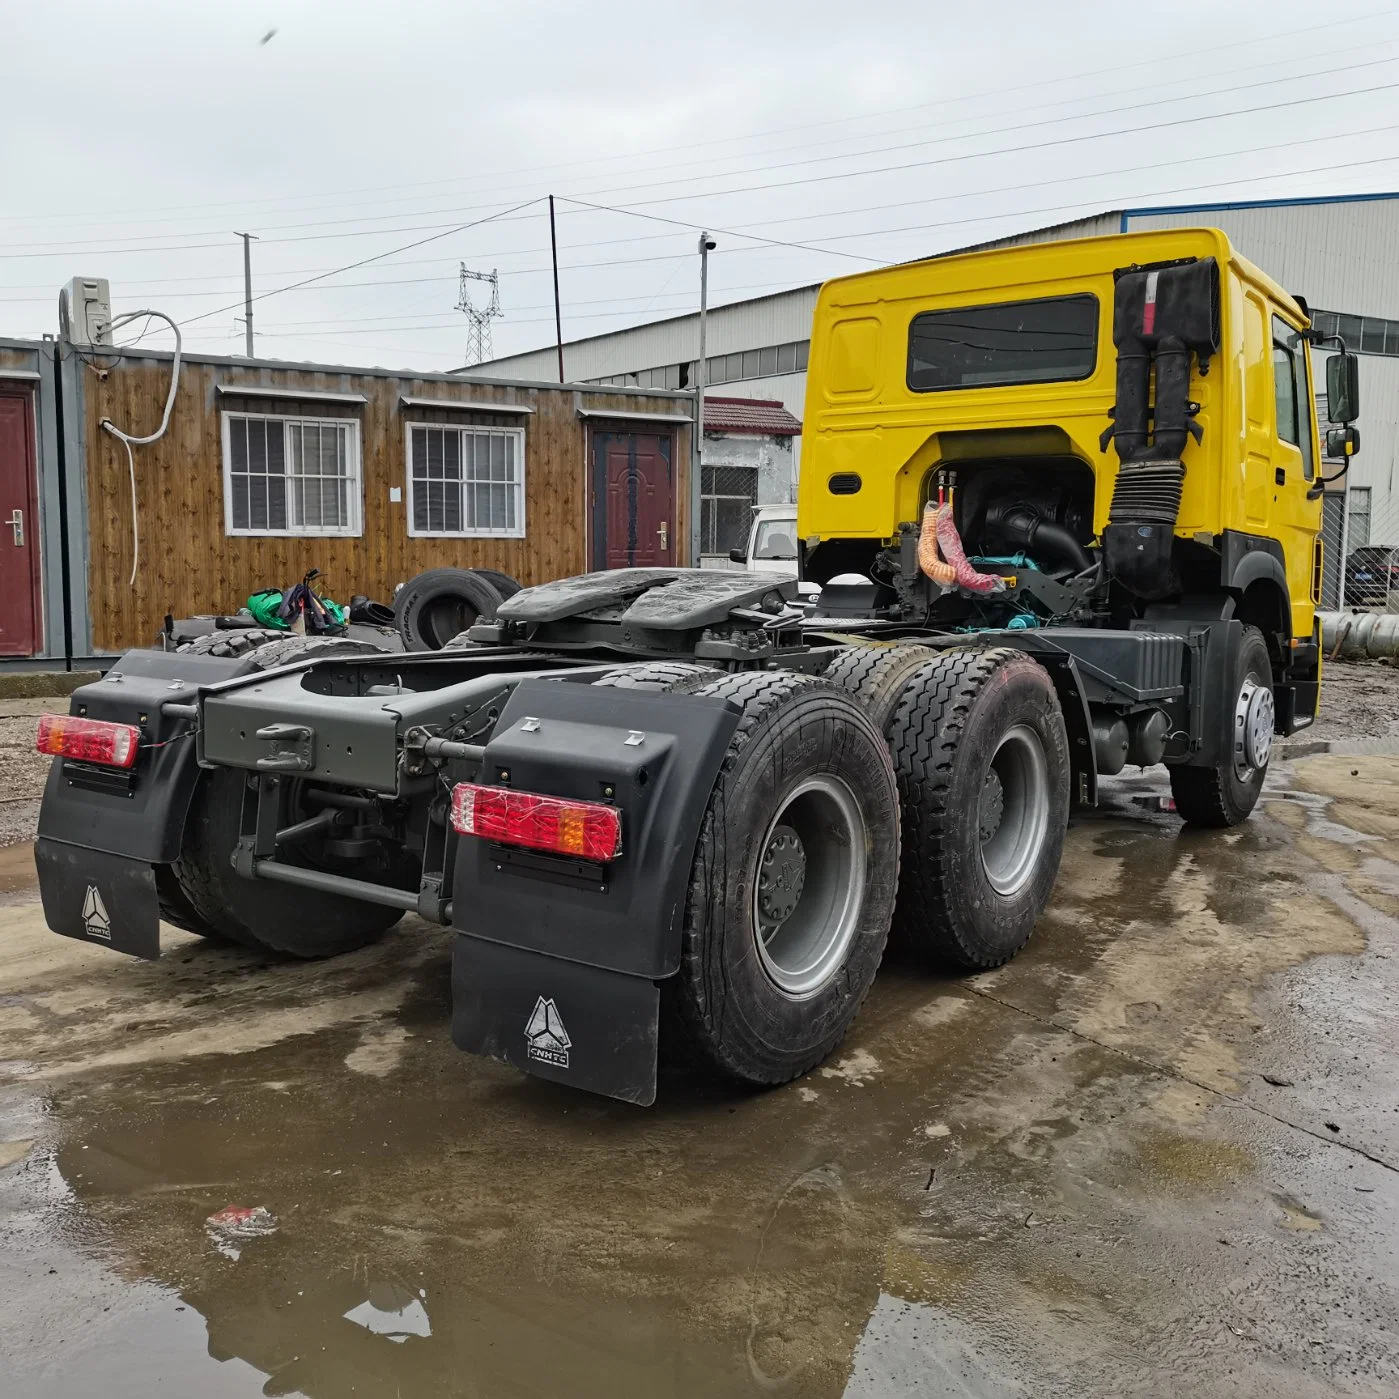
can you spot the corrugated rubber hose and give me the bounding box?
[920,502,1004,595]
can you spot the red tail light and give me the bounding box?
[451,783,622,862]
[36,713,140,769]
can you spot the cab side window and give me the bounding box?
[1271,317,1314,479]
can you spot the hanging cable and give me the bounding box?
[96,308,182,585]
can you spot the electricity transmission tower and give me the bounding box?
[456,266,503,365]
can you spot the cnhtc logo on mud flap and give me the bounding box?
[524,996,571,1068]
[81,885,112,941]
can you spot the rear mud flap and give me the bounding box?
[451,935,660,1106]
[35,838,161,960]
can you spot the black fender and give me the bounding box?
[449,678,742,1104]
[36,647,257,865]
[1220,530,1293,644]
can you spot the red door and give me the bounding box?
[0,389,40,656]
[591,431,676,570]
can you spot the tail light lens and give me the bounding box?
[451,783,622,862]
[36,714,140,769]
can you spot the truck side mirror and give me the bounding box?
[729,547,747,564]
[1326,352,1360,423]
[1325,424,1360,460]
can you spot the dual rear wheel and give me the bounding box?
[641,647,1071,1084]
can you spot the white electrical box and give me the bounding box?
[64,276,112,345]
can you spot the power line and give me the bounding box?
[177,197,546,329]
[3,4,1394,232]
[7,52,1399,264]
[6,113,1398,303]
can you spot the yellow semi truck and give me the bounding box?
[34,228,1360,1104]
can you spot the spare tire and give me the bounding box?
[467,568,522,600]
[393,568,505,651]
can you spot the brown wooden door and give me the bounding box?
[591,431,675,570]
[0,389,40,656]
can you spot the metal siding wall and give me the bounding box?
[968,212,1123,253]
[474,287,821,383]
[1124,201,1399,319]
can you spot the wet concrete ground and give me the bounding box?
[1,755,1397,1397]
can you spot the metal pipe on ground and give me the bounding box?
[1318,611,1399,659]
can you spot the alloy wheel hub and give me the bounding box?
[1234,678,1275,777]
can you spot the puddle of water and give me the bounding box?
[2,760,1398,1397]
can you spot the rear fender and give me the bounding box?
[449,678,741,1103]
[36,648,255,864]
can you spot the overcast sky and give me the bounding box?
[2,0,1398,371]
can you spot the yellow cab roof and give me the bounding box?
[814,226,1309,326]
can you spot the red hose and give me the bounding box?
[934,503,1004,595]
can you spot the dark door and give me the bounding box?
[591,431,676,570]
[0,389,40,656]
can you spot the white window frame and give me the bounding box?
[404,422,527,539]
[220,410,363,538]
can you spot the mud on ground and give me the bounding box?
[0,754,1396,1397]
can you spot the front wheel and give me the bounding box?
[665,672,901,1086]
[1169,626,1274,828]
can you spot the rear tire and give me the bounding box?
[173,767,402,958]
[175,627,284,659]
[665,672,900,1086]
[888,648,1069,970]
[592,661,718,692]
[821,643,940,733]
[245,634,391,671]
[1169,626,1273,828]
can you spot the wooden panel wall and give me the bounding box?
[79,356,692,651]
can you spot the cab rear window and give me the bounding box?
[907,294,1099,392]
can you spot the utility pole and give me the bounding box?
[235,232,257,358]
[549,196,565,383]
[691,231,716,566]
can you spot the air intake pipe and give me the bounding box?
[1104,257,1220,597]
[985,503,1093,574]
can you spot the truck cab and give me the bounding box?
[798,227,1357,735]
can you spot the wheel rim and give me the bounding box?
[752,774,867,999]
[1233,672,1274,780]
[979,724,1051,898]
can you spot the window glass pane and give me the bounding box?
[1361,318,1386,354]
[700,465,758,554]
[1272,318,1300,448]
[796,340,809,371]
[759,345,778,376]
[1272,345,1299,446]
[742,350,760,378]
[1386,322,1399,356]
[777,342,796,373]
[908,294,1098,392]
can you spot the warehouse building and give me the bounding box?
[471,192,1399,599]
